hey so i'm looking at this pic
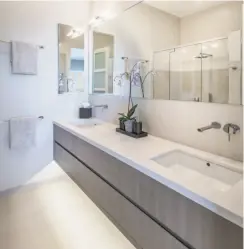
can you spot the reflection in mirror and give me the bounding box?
[89,1,242,105]
[90,2,154,98]
[201,39,229,104]
[170,44,202,102]
[154,37,239,104]
[150,1,242,105]
[92,31,114,94]
[58,23,85,94]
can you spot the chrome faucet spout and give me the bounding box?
[197,126,212,132]
[92,104,108,109]
[197,122,221,132]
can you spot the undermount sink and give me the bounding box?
[151,150,242,187]
[70,119,103,128]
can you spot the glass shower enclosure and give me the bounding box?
[153,34,241,105]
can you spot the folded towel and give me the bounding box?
[9,116,37,149]
[11,41,38,75]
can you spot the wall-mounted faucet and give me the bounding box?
[197,122,221,132]
[92,104,108,110]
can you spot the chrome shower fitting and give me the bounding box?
[194,53,213,59]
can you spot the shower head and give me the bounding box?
[194,53,213,59]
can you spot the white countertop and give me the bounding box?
[54,119,243,228]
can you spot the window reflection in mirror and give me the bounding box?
[92,31,114,94]
[58,23,85,94]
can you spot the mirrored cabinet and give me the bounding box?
[153,35,241,104]
[87,1,242,105]
[58,23,87,94]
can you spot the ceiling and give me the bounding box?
[91,1,140,19]
[144,1,226,18]
[59,24,84,48]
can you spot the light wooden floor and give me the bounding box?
[0,162,135,249]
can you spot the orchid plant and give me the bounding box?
[115,60,156,128]
[114,60,155,111]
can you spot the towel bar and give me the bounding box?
[0,116,44,123]
[0,39,44,49]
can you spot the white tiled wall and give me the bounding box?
[89,94,243,161]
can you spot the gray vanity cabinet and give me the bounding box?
[54,142,188,249]
[54,125,243,249]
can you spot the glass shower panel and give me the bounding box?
[170,44,202,101]
[153,50,171,100]
[201,39,229,104]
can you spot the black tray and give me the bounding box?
[116,128,148,138]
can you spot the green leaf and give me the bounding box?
[118,113,127,118]
[127,104,138,118]
[119,117,126,121]
[118,112,129,122]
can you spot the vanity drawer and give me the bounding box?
[54,142,188,249]
[54,125,243,249]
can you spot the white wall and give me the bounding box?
[89,94,243,161]
[180,1,242,44]
[0,2,90,191]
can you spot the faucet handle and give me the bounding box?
[223,123,240,141]
[211,122,221,129]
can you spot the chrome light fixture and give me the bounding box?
[66,28,84,39]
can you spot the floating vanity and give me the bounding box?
[53,119,243,249]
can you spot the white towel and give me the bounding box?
[9,116,37,149]
[11,41,38,75]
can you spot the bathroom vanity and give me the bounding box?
[53,119,243,249]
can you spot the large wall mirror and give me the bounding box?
[58,23,86,94]
[89,1,242,105]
